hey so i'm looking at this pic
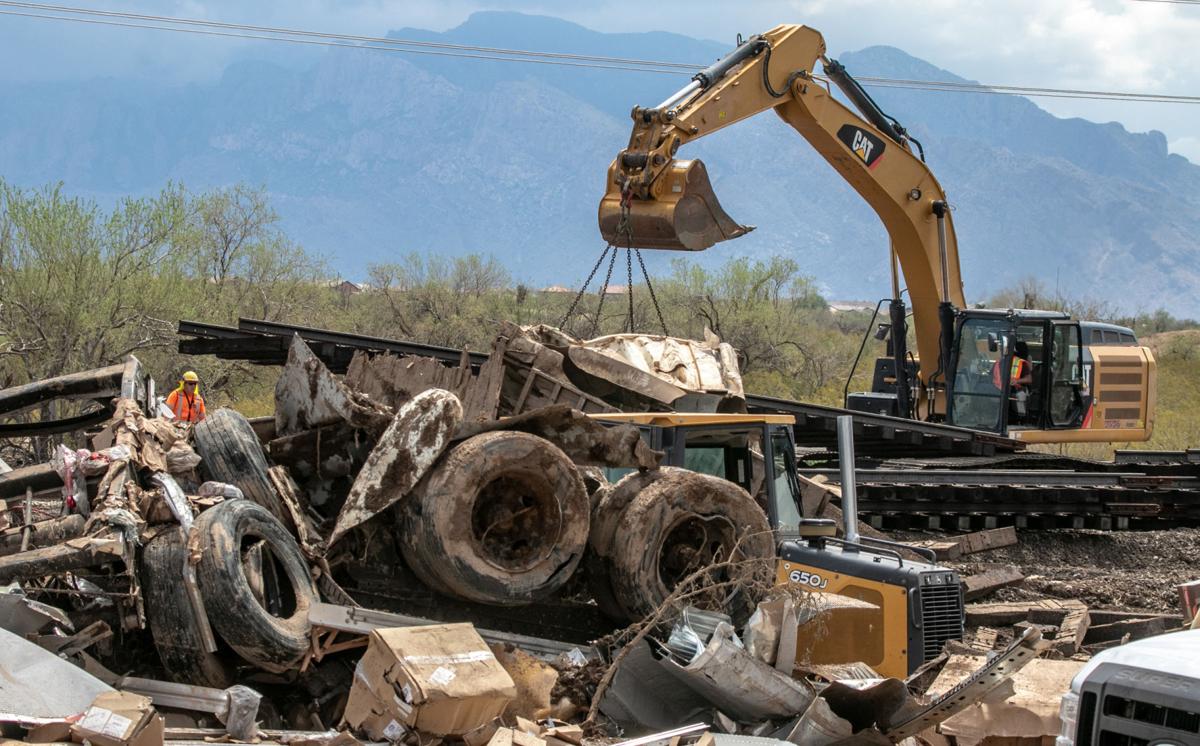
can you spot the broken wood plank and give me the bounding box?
[1084,616,1171,644]
[957,526,1018,555]
[0,537,124,583]
[967,599,1087,629]
[963,565,1025,602]
[966,602,1038,627]
[905,651,949,695]
[901,527,1017,561]
[970,626,999,650]
[1088,609,1183,625]
[903,539,962,561]
[1025,602,1091,656]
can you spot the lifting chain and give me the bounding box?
[590,243,620,338]
[559,182,670,338]
[635,246,670,336]
[625,246,634,333]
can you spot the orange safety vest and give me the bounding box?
[992,357,1029,390]
[166,389,206,423]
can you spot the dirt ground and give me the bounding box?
[898,527,1199,613]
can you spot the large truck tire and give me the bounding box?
[193,500,318,673]
[400,431,589,606]
[595,467,774,623]
[140,528,235,688]
[586,469,673,620]
[193,408,286,524]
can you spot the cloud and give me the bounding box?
[1171,136,1200,164]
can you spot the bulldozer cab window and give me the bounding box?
[680,428,755,495]
[769,429,804,538]
[950,317,1010,432]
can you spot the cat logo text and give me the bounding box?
[836,124,886,168]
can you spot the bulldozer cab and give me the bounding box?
[593,413,804,539]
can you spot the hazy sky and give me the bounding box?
[2,0,1198,161]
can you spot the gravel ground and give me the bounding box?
[897,527,1199,613]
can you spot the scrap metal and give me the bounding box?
[328,388,463,546]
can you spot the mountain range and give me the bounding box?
[2,11,1197,315]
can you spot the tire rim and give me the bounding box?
[471,473,564,573]
[656,512,738,592]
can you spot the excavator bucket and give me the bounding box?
[598,159,754,251]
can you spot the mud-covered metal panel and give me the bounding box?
[328,389,463,545]
[453,405,661,470]
[274,335,389,438]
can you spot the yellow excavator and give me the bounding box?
[598,24,1155,444]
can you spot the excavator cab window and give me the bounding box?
[949,317,1010,432]
[1049,322,1086,428]
[1008,323,1047,428]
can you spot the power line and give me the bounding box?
[2,1,1198,105]
[0,1,702,72]
[0,8,687,75]
[849,76,1200,104]
[1130,0,1200,5]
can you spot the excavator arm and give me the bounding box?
[599,24,966,397]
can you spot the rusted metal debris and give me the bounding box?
[454,404,662,470]
[276,334,390,437]
[0,356,152,438]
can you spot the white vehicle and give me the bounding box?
[1057,629,1200,745]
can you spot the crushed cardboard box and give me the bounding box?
[70,691,164,746]
[343,623,516,737]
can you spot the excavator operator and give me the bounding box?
[993,341,1033,422]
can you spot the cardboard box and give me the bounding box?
[344,623,516,736]
[342,683,408,742]
[936,659,1083,746]
[70,691,163,746]
[25,721,74,743]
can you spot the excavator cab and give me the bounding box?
[597,158,752,251]
[945,310,1154,443]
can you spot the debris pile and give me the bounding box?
[0,323,1196,746]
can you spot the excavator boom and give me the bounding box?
[599,25,966,396]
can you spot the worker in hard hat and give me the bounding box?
[165,371,207,423]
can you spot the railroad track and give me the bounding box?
[801,465,1200,530]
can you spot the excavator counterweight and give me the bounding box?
[597,159,752,251]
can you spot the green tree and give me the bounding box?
[0,180,190,386]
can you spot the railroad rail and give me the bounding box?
[803,467,1200,529]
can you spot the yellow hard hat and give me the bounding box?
[181,371,200,382]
